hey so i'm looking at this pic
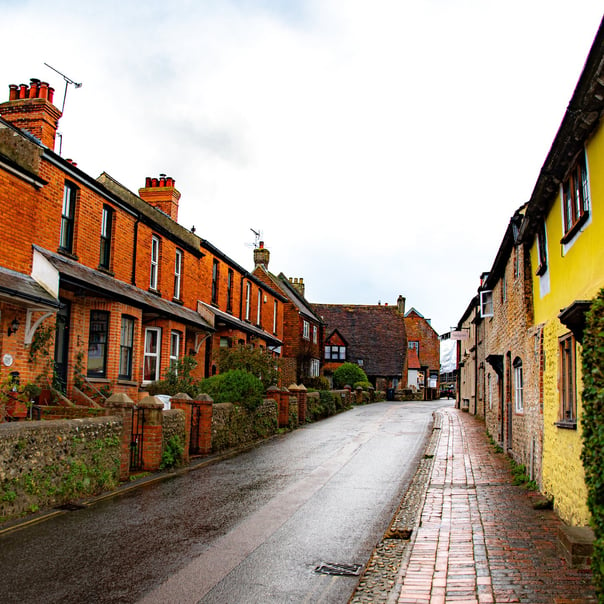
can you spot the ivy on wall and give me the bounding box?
[581,288,604,598]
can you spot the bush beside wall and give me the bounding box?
[0,416,122,522]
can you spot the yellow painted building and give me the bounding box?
[522,20,604,526]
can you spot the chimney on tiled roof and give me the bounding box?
[254,241,270,268]
[0,78,62,149]
[288,277,305,297]
[138,174,181,222]
[397,295,406,315]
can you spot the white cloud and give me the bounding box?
[1,0,602,335]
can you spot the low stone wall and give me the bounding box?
[211,399,278,452]
[0,416,122,522]
[33,405,106,421]
[162,409,186,449]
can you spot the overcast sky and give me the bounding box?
[1,1,602,336]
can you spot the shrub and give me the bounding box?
[301,376,331,391]
[319,390,336,416]
[147,355,199,398]
[198,369,264,412]
[161,435,184,470]
[214,345,280,390]
[333,363,368,389]
[354,380,373,390]
[581,289,604,597]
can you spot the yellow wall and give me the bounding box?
[529,123,604,526]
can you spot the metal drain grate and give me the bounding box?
[315,562,362,576]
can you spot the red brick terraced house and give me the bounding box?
[0,78,284,409]
[313,296,408,392]
[404,307,441,400]
[251,243,323,386]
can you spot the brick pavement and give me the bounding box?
[396,407,596,604]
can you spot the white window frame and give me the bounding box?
[257,289,262,325]
[273,300,278,334]
[310,358,320,377]
[150,236,160,290]
[174,249,183,300]
[303,319,310,340]
[312,325,317,344]
[479,290,493,317]
[170,330,181,370]
[143,327,161,384]
[514,361,523,413]
[245,282,251,321]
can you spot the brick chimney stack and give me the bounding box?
[138,174,181,222]
[288,277,305,297]
[254,241,270,268]
[397,295,406,315]
[0,78,62,149]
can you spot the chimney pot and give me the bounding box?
[159,176,166,187]
[48,86,54,103]
[259,241,264,249]
[145,177,151,187]
[28,83,37,98]
[151,178,158,187]
[8,85,18,101]
[19,84,28,99]
[39,82,49,100]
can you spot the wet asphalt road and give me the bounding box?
[0,399,448,604]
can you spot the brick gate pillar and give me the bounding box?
[192,394,213,455]
[105,392,135,481]
[294,384,307,424]
[170,392,193,463]
[138,395,164,471]
[266,385,281,425]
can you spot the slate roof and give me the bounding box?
[313,303,407,377]
[196,300,282,347]
[35,246,214,331]
[0,265,61,309]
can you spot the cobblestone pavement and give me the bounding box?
[350,406,597,604]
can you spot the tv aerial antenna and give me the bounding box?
[247,228,263,248]
[44,62,82,113]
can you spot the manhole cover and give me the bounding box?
[315,562,362,576]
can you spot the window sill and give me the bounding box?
[117,379,137,386]
[148,288,161,297]
[86,377,110,383]
[172,298,184,306]
[560,212,589,244]
[57,248,79,261]
[98,266,114,276]
[555,420,577,430]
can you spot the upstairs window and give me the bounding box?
[60,181,77,253]
[87,310,109,378]
[312,325,318,344]
[409,341,419,353]
[245,282,251,321]
[257,289,262,326]
[303,319,310,340]
[273,300,278,334]
[174,249,183,300]
[226,269,234,313]
[480,290,493,318]
[536,221,548,276]
[212,259,220,304]
[143,327,161,383]
[150,236,160,290]
[561,151,590,243]
[99,205,113,270]
[325,345,346,360]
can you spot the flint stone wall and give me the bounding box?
[0,416,122,522]
[211,399,278,452]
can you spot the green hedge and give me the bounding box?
[581,288,604,598]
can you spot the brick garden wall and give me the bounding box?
[0,416,122,522]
